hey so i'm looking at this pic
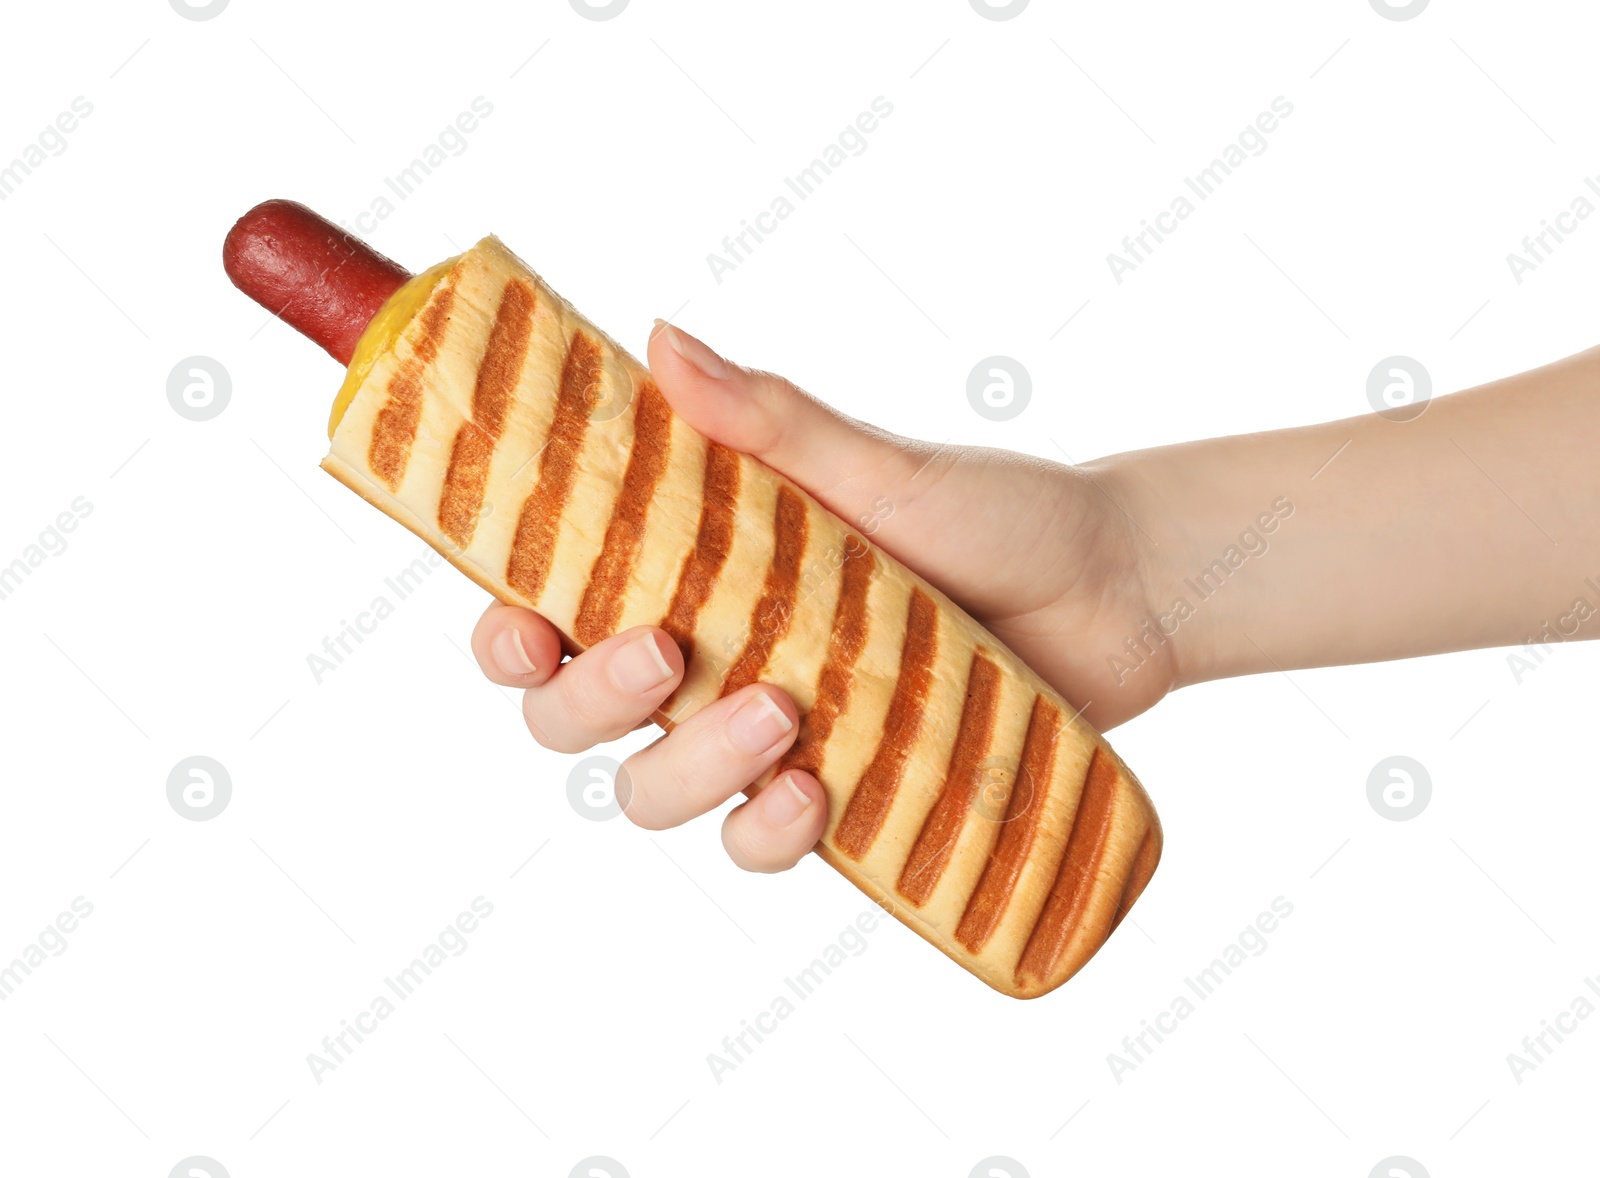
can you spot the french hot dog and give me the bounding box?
[224,200,1163,998]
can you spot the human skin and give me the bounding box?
[469,324,1600,873]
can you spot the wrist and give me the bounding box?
[1093,438,1295,690]
[1087,447,1218,692]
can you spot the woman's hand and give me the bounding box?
[471,321,1172,874]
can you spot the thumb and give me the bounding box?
[645,319,919,520]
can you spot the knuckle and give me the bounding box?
[624,733,719,831]
[623,802,669,832]
[722,810,787,874]
[720,810,761,870]
[561,672,611,730]
[619,757,671,831]
[522,694,584,753]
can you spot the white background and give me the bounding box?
[1,1,1597,1175]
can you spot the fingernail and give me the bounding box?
[655,318,731,380]
[727,692,793,756]
[492,626,537,676]
[764,773,813,827]
[609,631,676,694]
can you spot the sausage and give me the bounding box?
[223,199,411,366]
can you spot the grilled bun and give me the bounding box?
[322,236,1162,997]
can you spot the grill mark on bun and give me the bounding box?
[896,650,1003,906]
[659,442,741,667]
[506,329,604,603]
[955,695,1062,953]
[780,536,875,779]
[832,587,939,860]
[1109,821,1161,935]
[719,486,809,696]
[573,380,672,647]
[368,284,457,489]
[438,279,536,548]
[1014,747,1121,985]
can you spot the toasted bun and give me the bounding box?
[322,237,1161,997]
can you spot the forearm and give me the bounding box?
[1102,345,1600,686]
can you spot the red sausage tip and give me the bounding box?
[223,199,412,366]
